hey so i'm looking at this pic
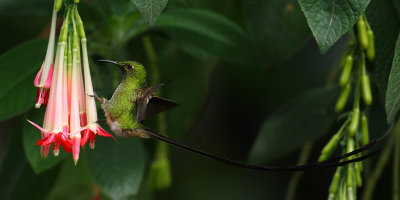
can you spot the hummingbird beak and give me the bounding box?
[98,60,119,66]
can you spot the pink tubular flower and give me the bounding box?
[68,31,84,164]
[80,33,114,149]
[34,3,57,109]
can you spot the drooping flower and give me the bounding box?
[29,3,115,163]
[34,2,57,109]
[76,7,115,149]
[68,17,85,164]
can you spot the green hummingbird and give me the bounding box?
[96,60,177,138]
[94,60,378,171]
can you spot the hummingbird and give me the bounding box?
[94,60,378,171]
[95,60,178,138]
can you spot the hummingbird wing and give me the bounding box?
[140,97,178,121]
[136,81,178,121]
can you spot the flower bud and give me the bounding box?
[347,164,353,188]
[349,108,360,136]
[148,157,172,190]
[335,83,351,112]
[366,30,375,61]
[361,74,372,105]
[360,113,369,146]
[55,0,63,12]
[354,161,362,187]
[357,18,369,49]
[318,133,341,162]
[339,55,353,87]
[329,167,342,195]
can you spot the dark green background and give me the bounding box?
[0,0,398,199]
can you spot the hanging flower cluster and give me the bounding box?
[28,0,114,165]
[318,15,375,200]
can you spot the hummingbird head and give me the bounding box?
[98,60,146,81]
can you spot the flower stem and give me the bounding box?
[142,35,168,150]
[394,127,400,200]
[143,35,171,190]
[361,123,398,200]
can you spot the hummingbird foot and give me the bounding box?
[87,92,105,104]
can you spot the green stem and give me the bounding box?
[394,128,400,200]
[361,124,398,200]
[285,142,313,200]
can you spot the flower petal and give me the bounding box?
[36,134,56,145]
[27,120,52,134]
[80,128,91,147]
[34,65,43,87]
[97,126,118,142]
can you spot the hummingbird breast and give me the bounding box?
[102,80,143,136]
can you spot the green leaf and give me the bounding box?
[248,87,339,163]
[86,137,146,200]
[154,8,255,65]
[132,0,168,27]
[244,0,311,67]
[385,33,400,124]
[46,158,93,200]
[0,0,51,15]
[0,39,47,122]
[298,0,370,53]
[367,0,400,112]
[0,119,59,200]
[23,109,69,174]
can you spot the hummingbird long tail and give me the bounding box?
[139,128,380,172]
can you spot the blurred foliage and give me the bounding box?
[0,0,399,200]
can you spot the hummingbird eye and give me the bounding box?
[126,64,134,69]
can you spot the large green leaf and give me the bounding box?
[386,34,400,124]
[132,0,168,26]
[0,39,47,122]
[46,158,93,200]
[367,0,400,123]
[248,87,339,164]
[244,0,311,67]
[0,119,59,200]
[298,0,370,53]
[85,137,146,200]
[23,109,69,174]
[154,8,255,65]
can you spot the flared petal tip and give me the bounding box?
[35,103,41,109]
[71,137,81,165]
[41,153,47,159]
[73,158,79,166]
[53,150,60,156]
[34,65,43,87]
